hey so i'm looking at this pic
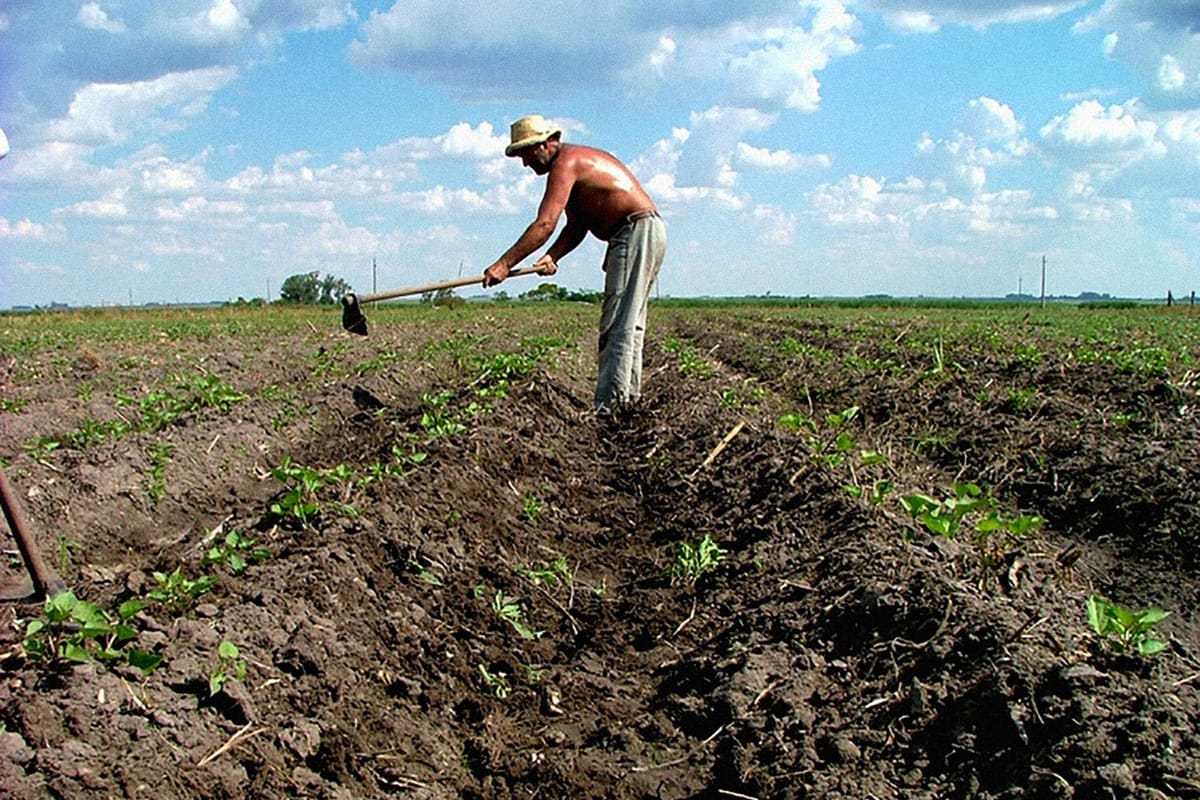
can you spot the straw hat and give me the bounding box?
[505,115,562,156]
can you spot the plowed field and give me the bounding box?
[1,300,1198,799]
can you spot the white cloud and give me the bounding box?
[870,0,1087,32]
[751,204,799,245]
[0,218,56,240]
[734,142,832,171]
[47,67,239,147]
[1040,99,1162,153]
[1158,55,1187,91]
[63,187,129,218]
[1076,0,1200,105]
[914,96,1029,196]
[76,3,125,33]
[353,1,861,111]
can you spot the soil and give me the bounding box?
[0,302,1198,800]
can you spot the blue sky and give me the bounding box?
[1,1,1198,306]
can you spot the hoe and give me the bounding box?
[341,267,541,335]
[0,470,66,602]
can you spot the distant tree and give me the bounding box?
[319,274,351,305]
[280,271,321,304]
[280,271,351,304]
[492,290,510,303]
[520,282,568,301]
[431,288,465,309]
[516,282,601,304]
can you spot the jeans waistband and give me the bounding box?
[604,209,659,240]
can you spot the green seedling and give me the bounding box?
[1087,596,1171,657]
[670,534,727,585]
[146,441,174,504]
[148,566,218,613]
[478,663,511,699]
[23,591,162,674]
[781,406,859,467]
[203,530,270,575]
[662,337,714,379]
[209,640,247,696]
[518,556,573,589]
[1007,387,1038,411]
[521,493,544,523]
[269,457,359,527]
[406,560,443,587]
[491,590,543,640]
[900,482,991,538]
[420,391,467,437]
[56,534,82,574]
[845,479,894,505]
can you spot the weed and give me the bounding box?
[23,591,162,675]
[209,640,248,696]
[1007,387,1038,411]
[518,556,573,589]
[845,479,894,505]
[670,534,726,585]
[1086,596,1170,657]
[781,406,859,467]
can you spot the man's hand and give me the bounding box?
[533,254,558,276]
[482,262,509,288]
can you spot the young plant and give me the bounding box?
[521,493,544,524]
[478,663,511,699]
[490,590,543,640]
[23,591,162,674]
[269,457,359,527]
[146,441,174,504]
[209,640,248,696]
[148,566,218,613]
[420,391,467,437]
[203,530,270,575]
[670,534,727,585]
[518,556,573,589]
[1086,596,1171,657]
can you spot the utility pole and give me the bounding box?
[1018,275,1022,299]
[372,257,377,295]
[1039,255,1046,308]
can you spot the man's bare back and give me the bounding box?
[484,136,656,285]
[556,144,657,240]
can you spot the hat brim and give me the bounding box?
[505,129,561,157]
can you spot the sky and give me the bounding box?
[1,1,1198,307]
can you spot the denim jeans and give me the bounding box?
[595,213,666,411]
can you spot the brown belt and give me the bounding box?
[603,209,659,240]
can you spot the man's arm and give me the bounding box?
[545,214,588,263]
[484,151,577,285]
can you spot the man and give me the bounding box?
[483,114,666,415]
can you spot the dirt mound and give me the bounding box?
[1,303,1198,799]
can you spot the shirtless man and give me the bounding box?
[484,115,666,415]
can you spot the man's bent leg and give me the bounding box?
[595,217,665,411]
